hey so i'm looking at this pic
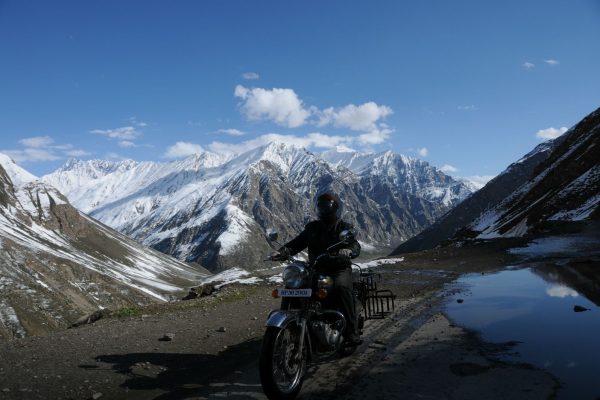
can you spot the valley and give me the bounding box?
[1,235,598,399]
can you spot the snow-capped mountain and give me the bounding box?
[0,154,209,338]
[471,108,600,239]
[46,152,232,213]
[44,143,473,271]
[322,149,472,207]
[393,107,600,254]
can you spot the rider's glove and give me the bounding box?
[338,248,353,258]
[270,247,290,261]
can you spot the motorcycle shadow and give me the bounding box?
[93,338,265,400]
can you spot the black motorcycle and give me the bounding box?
[259,230,395,400]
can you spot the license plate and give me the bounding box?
[278,288,312,297]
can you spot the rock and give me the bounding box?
[182,284,215,300]
[573,305,590,312]
[69,310,108,328]
[217,327,226,333]
[2,388,10,393]
[181,288,199,300]
[91,393,103,400]
[159,333,175,341]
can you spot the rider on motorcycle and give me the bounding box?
[274,192,362,345]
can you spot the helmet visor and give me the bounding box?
[316,197,338,219]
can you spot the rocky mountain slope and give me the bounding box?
[43,144,473,271]
[469,107,600,239]
[0,154,209,339]
[392,107,600,254]
[321,149,471,207]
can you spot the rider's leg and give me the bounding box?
[333,268,359,342]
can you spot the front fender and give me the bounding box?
[265,310,298,328]
[265,310,313,361]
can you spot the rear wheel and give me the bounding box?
[337,342,358,357]
[259,324,307,400]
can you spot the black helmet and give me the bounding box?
[316,193,339,222]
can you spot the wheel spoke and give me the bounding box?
[269,323,306,393]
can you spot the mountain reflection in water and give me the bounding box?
[446,260,600,400]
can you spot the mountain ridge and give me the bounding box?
[0,156,210,338]
[43,143,473,271]
[392,106,600,255]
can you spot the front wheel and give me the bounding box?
[259,324,307,400]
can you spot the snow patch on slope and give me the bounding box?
[508,235,599,258]
[0,153,37,186]
[218,205,257,255]
[202,267,262,289]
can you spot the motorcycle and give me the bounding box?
[259,229,386,400]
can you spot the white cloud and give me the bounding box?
[2,148,61,163]
[164,141,205,158]
[19,136,54,148]
[544,59,559,66]
[234,85,393,137]
[91,126,141,141]
[119,140,137,148]
[522,62,535,69]
[440,164,458,173]
[129,117,148,127]
[232,85,395,149]
[357,128,392,145]
[234,85,311,128]
[4,135,91,163]
[92,124,151,148]
[457,105,477,111]
[217,128,245,136]
[64,149,91,157]
[306,132,354,148]
[417,147,428,157]
[536,126,568,140]
[318,102,393,131]
[242,72,260,80]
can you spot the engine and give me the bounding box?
[309,311,345,350]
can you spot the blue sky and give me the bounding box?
[1,0,599,181]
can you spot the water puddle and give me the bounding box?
[446,264,600,399]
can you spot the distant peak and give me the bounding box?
[375,150,416,164]
[264,140,304,152]
[0,152,17,165]
[0,152,38,185]
[56,158,138,176]
[257,141,310,159]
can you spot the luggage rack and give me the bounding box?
[355,268,396,320]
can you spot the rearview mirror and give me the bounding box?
[339,229,354,243]
[267,230,279,242]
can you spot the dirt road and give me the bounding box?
[0,243,559,399]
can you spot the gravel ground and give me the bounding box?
[0,241,560,400]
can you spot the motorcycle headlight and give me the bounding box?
[282,264,308,289]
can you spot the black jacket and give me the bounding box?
[283,219,361,269]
